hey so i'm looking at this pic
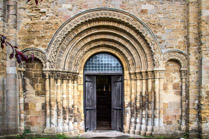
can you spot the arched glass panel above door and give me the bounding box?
[84,53,122,73]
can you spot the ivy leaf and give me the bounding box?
[9,51,14,59]
[1,36,6,49]
[31,54,35,61]
[15,53,22,63]
[15,50,29,63]
[35,0,38,5]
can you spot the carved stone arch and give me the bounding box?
[64,37,140,72]
[46,8,162,70]
[72,45,133,73]
[163,50,188,70]
[21,48,47,69]
[57,21,152,71]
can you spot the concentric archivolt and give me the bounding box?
[46,8,162,72]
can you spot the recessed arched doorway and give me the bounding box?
[84,53,124,132]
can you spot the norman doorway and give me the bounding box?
[84,53,123,132]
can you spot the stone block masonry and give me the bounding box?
[0,0,208,138]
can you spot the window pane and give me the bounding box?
[84,53,122,72]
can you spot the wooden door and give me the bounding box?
[111,76,123,131]
[85,76,96,131]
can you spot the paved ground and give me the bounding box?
[80,130,145,139]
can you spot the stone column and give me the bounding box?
[45,72,50,128]
[124,76,131,133]
[140,71,147,136]
[17,68,25,133]
[62,77,68,132]
[135,72,142,134]
[68,76,74,131]
[73,75,78,132]
[159,70,165,132]
[50,74,57,131]
[5,0,18,134]
[129,73,137,134]
[56,76,63,132]
[187,0,200,136]
[200,0,209,135]
[146,71,154,135]
[180,70,187,132]
[153,70,160,134]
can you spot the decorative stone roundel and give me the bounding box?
[46,8,162,72]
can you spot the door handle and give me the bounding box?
[86,107,96,110]
[112,107,122,110]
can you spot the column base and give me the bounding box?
[146,126,153,136]
[44,127,56,134]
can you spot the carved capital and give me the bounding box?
[147,71,154,79]
[142,71,147,79]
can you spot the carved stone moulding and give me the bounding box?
[43,70,78,80]
[163,50,188,70]
[20,47,47,69]
[46,8,163,70]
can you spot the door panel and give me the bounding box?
[85,76,96,131]
[111,76,123,131]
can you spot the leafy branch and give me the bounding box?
[0,34,35,63]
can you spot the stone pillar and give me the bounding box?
[153,70,160,134]
[140,71,147,136]
[199,0,209,137]
[146,71,154,135]
[68,76,74,131]
[44,72,50,128]
[159,70,165,132]
[62,78,68,132]
[129,73,136,134]
[44,72,56,134]
[124,76,131,133]
[17,68,25,133]
[180,70,187,132]
[73,75,78,132]
[50,75,57,130]
[187,0,200,136]
[135,72,142,134]
[56,76,63,132]
[5,0,18,135]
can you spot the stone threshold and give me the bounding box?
[80,130,145,139]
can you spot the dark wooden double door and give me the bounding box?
[85,75,123,131]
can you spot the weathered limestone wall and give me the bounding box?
[0,0,7,135]
[23,59,45,133]
[200,0,209,136]
[0,0,19,135]
[162,61,181,132]
[0,0,208,138]
[17,0,187,52]
[0,0,6,77]
[187,0,201,137]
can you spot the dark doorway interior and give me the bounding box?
[96,75,111,130]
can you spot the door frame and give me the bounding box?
[83,72,124,132]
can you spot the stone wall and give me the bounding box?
[24,59,46,133]
[200,0,209,136]
[0,0,208,138]
[0,0,6,135]
[17,0,187,52]
[163,61,181,132]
